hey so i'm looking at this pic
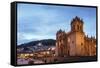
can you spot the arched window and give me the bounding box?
[72,24,75,30]
[77,25,80,30]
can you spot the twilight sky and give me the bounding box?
[17,3,96,45]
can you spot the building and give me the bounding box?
[56,16,96,57]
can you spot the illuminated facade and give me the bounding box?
[56,16,96,57]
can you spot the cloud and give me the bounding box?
[17,3,96,45]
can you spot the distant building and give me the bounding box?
[56,16,96,57]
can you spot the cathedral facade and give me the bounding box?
[55,16,96,57]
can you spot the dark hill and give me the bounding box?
[17,39,56,48]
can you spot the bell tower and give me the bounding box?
[69,16,85,56]
[71,16,84,33]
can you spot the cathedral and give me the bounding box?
[55,16,96,57]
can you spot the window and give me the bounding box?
[81,43,83,46]
[72,41,74,44]
[77,25,80,30]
